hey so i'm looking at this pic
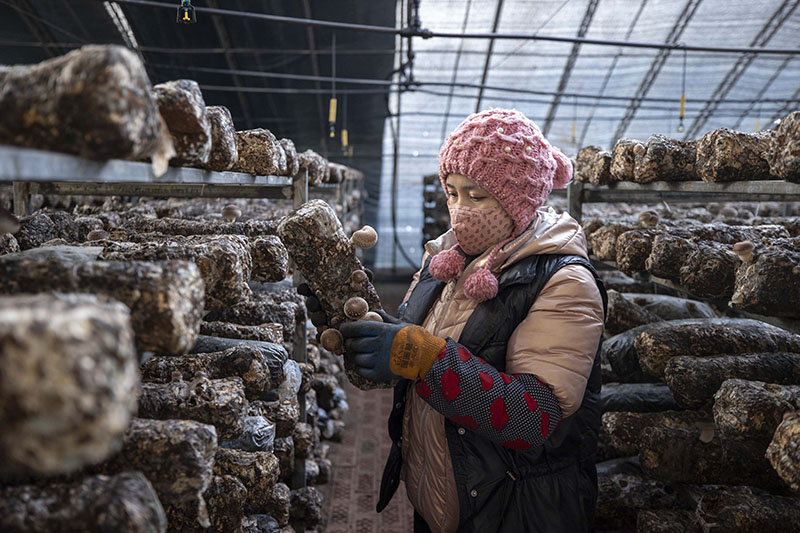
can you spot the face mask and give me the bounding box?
[448,203,514,256]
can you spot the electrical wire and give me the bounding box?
[480,0,572,76]
[103,0,800,55]
[388,0,420,272]
[0,0,87,43]
[7,40,793,60]
[151,63,800,105]
[577,0,648,148]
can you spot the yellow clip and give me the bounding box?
[679,93,686,118]
[183,10,190,21]
[341,128,349,147]
[328,98,337,123]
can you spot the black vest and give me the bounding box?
[377,253,607,533]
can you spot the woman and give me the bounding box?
[339,109,606,532]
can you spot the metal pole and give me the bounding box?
[12,182,30,217]
[290,167,308,491]
[111,0,800,55]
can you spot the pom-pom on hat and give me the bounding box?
[432,108,573,302]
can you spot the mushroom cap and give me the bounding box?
[349,269,368,285]
[361,311,384,322]
[350,225,378,249]
[343,296,369,320]
[719,206,738,219]
[86,229,108,241]
[320,328,344,352]
[733,240,755,254]
[221,204,242,218]
[637,209,660,226]
[633,143,646,156]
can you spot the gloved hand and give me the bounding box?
[296,269,375,332]
[375,308,402,325]
[339,321,446,383]
[296,282,327,330]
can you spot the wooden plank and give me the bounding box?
[12,182,30,217]
[0,144,292,186]
[26,181,291,199]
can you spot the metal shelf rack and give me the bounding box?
[0,142,313,488]
[568,177,800,333]
[591,256,800,334]
[567,179,800,223]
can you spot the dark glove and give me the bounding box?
[297,282,327,329]
[297,268,375,329]
[375,308,402,325]
[339,321,446,383]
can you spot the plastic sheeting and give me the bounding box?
[376,0,800,268]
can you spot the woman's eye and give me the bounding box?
[447,193,457,199]
[470,196,485,202]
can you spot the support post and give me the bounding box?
[568,179,584,223]
[291,167,308,490]
[12,182,30,217]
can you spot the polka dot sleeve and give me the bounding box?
[415,338,562,450]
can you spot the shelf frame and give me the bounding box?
[592,257,800,333]
[0,144,315,216]
[568,179,800,223]
[0,143,317,488]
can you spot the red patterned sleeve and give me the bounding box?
[415,338,562,450]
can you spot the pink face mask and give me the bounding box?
[448,203,515,255]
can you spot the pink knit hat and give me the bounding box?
[429,108,573,302]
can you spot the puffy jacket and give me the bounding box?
[388,207,605,532]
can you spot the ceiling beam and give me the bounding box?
[5,0,63,57]
[474,0,505,113]
[731,56,794,130]
[541,0,601,136]
[438,0,473,143]
[770,84,800,123]
[683,0,799,139]
[610,0,703,145]
[577,0,648,148]
[301,0,329,158]
[206,0,254,130]
[233,0,280,128]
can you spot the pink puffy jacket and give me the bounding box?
[400,207,605,532]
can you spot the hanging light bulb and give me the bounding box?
[341,93,349,153]
[328,97,337,138]
[329,33,337,138]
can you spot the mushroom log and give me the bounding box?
[278,200,386,390]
